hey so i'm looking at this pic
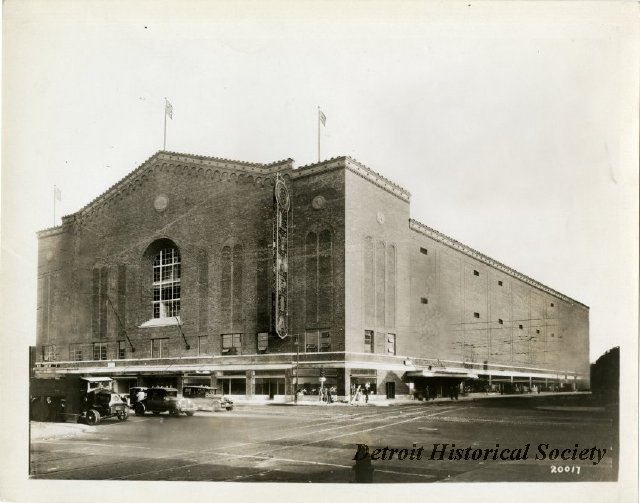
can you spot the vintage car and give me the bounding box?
[182,385,234,411]
[133,387,196,417]
[81,388,129,425]
[30,375,128,425]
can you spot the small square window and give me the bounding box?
[419,247,428,255]
[473,270,480,276]
[550,302,554,307]
[536,329,540,334]
[498,319,503,325]
[420,297,428,304]
[551,333,555,338]
[519,324,523,330]
[498,280,503,286]
[473,312,480,319]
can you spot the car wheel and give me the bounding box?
[86,409,101,425]
[134,404,145,416]
[226,406,233,411]
[185,411,195,416]
[117,410,128,421]
[170,408,180,416]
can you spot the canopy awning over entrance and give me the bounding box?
[406,368,479,380]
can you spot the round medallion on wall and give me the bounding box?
[311,195,326,210]
[376,211,385,225]
[154,194,169,212]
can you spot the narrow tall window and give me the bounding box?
[364,330,374,353]
[257,332,269,354]
[198,335,209,356]
[92,342,107,361]
[151,338,169,358]
[387,333,396,355]
[70,344,83,361]
[153,247,181,319]
[117,341,126,359]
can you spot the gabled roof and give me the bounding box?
[38,150,294,236]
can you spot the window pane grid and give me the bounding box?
[305,330,331,352]
[152,247,181,319]
[222,333,242,355]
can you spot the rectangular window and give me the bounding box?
[69,344,83,361]
[151,338,169,358]
[498,280,503,286]
[304,330,331,352]
[420,297,428,304]
[92,342,107,361]
[257,332,269,353]
[221,333,242,355]
[42,345,57,362]
[364,330,374,353]
[473,312,480,318]
[198,335,209,356]
[319,330,331,352]
[419,247,428,255]
[550,302,554,307]
[498,319,504,325]
[152,248,181,319]
[519,324,523,330]
[473,270,480,276]
[117,341,126,359]
[536,329,540,334]
[387,333,396,355]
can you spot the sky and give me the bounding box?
[4,1,637,363]
[1,1,638,501]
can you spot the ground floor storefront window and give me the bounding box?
[255,378,285,397]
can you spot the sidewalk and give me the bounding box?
[30,421,95,441]
[237,391,591,408]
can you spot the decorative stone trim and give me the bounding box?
[53,151,294,226]
[295,156,411,202]
[409,218,588,309]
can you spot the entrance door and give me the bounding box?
[386,381,395,399]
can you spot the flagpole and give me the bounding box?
[317,106,321,162]
[163,98,167,150]
[53,186,56,226]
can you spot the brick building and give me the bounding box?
[34,151,590,400]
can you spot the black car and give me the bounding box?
[133,387,196,417]
[81,389,129,425]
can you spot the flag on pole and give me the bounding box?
[165,99,173,120]
[318,108,327,126]
[54,185,62,201]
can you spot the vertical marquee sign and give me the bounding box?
[272,174,290,339]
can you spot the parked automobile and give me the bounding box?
[133,387,196,417]
[81,388,129,424]
[182,385,234,411]
[30,375,127,425]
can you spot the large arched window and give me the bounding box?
[152,246,181,318]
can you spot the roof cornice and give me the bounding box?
[295,156,411,202]
[47,151,294,226]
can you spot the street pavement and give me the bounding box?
[29,394,616,483]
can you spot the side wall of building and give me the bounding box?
[407,227,590,375]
